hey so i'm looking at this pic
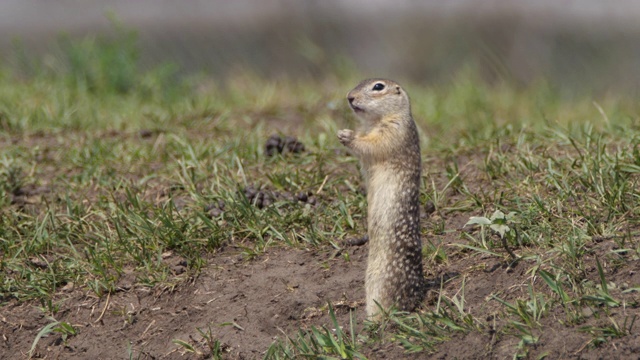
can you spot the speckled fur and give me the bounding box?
[338,78,425,319]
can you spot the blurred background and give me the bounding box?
[2,0,640,95]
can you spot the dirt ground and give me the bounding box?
[1,134,639,359]
[2,198,640,358]
[2,235,639,359]
[1,246,366,359]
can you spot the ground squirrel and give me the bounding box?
[338,78,425,319]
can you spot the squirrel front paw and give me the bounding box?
[337,129,355,146]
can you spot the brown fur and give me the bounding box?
[338,78,425,319]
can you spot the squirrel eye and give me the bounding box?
[372,83,385,91]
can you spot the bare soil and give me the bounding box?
[3,236,639,359]
[1,246,366,359]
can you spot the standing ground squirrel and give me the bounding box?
[338,78,425,319]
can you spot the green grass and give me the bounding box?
[1,30,640,358]
[265,305,366,359]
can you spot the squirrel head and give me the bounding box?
[346,78,412,125]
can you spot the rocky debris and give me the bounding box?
[242,185,316,209]
[264,134,305,156]
[204,186,317,217]
[204,199,226,218]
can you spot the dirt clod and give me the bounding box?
[242,186,276,208]
[424,200,436,215]
[264,134,306,156]
[204,201,225,218]
[138,129,154,138]
[345,235,369,246]
[296,191,308,202]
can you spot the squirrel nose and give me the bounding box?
[347,96,355,104]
